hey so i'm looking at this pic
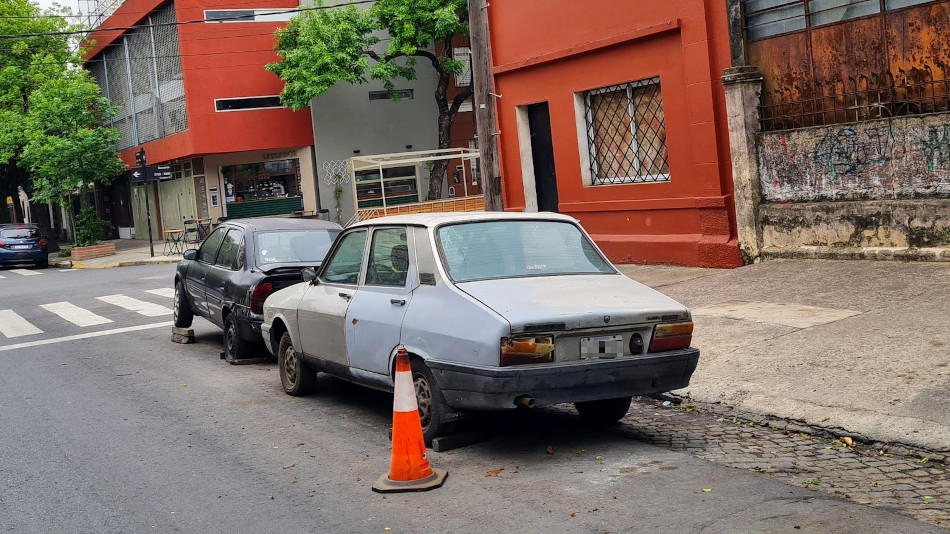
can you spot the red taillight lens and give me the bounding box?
[0,240,4,248]
[38,238,47,247]
[250,282,274,314]
[649,322,693,352]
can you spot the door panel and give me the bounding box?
[345,227,413,375]
[206,229,243,326]
[189,227,226,317]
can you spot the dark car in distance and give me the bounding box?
[173,217,342,363]
[0,224,48,268]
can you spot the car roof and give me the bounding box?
[347,211,579,229]
[222,217,343,232]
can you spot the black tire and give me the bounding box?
[173,281,194,328]
[410,359,454,445]
[574,397,632,425]
[278,332,315,396]
[36,258,48,269]
[223,312,253,363]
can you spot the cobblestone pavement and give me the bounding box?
[551,398,950,529]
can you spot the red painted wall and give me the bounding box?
[85,0,314,168]
[487,0,741,267]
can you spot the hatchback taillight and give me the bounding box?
[649,322,693,352]
[38,238,47,248]
[250,282,274,314]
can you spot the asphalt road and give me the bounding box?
[0,264,942,533]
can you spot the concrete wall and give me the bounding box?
[760,114,950,202]
[310,68,441,225]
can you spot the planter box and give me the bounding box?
[70,243,116,261]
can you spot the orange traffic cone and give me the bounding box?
[372,346,448,493]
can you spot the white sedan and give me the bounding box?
[262,212,699,442]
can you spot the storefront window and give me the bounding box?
[222,159,300,204]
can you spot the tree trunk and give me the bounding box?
[426,111,454,200]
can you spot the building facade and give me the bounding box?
[486,0,742,267]
[724,0,950,261]
[84,0,317,240]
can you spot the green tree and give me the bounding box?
[0,0,124,239]
[268,0,472,200]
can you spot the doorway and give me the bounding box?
[527,102,558,212]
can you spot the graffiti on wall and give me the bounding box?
[760,115,950,202]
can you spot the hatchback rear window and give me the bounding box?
[437,220,615,282]
[0,227,39,239]
[255,229,341,265]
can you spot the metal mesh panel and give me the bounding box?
[104,45,135,150]
[127,26,159,144]
[151,3,187,136]
[584,78,669,185]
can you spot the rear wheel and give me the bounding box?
[410,359,453,445]
[278,332,315,396]
[223,312,253,363]
[36,258,48,269]
[574,397,632,425]
[173,281,194,328]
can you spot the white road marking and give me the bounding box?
[40,302,113,327]
[0,310,43,338]
[0,274,5,279]
[96,294,172,317]
[0,321,172,352]
[9,269,41,276]
[145,288,175,298]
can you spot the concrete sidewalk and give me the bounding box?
[617,260,950,458]
[50,239,950,456]
[50,238,183,268]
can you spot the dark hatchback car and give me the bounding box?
[173,218,342,363]
[0,224,48,268]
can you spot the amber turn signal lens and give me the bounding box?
[649,322,693,352]
[500,336,554,366]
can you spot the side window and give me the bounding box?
[198,228,227,263]
[215,229,245,270]
[365,227,409,287]
[321,230,367,285]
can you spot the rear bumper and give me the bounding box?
[426,348,699,411]
[0,249,47,264]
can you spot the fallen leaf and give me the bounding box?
[384,528,392,532]
[283,464,295,469]
[595,456,603,460]
[570,512,576,517]
[702,488,712,493]
[842,437,854,447]
[546,446,554,455]
[485,469,503,477]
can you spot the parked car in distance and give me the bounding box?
[262,212,699,443]
[0,224,48,268]
[174,217,342,363]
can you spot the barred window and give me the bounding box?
[583,77,669,186]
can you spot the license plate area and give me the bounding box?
[580,334,623,359]
[12,245,31,250]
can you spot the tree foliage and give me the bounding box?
[268,0,472,199]
[0,0,125,214]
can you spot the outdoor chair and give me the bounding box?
[183,219,200,244]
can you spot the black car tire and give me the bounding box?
[173,281,194,328]
[223,312,253,363]
[37,258,48,269]
[278,332,315,396]
[410,358,454,445]
[574,397,632,425]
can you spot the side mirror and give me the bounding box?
[301,266,317,283]
[183,249,198,260]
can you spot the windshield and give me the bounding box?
[0,227,39,239]
[437,220,615,282]
[255,229,340,265]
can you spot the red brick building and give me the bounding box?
[487,0,742,267]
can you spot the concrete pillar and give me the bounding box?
[722,66,764,264]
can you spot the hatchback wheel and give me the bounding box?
[278,332,315,395]
[410,359,453,445]
[223,313,252,363]
[574,397,632,425]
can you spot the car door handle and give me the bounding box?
[390,298,406,306]
[338,292,351,301]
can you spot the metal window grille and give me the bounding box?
[583,77,670,185]
[452,47,472,87]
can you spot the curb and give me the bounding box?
[762,245,950,262]
[51,258,181,269]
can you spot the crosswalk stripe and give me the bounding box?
[0,310,43,338]
[96,294,172,317]
[40,302,113,327]
[9,269,41,276]
[145,288,174,298]
[0,274,5,279]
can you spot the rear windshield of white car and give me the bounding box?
[437,220,615,282]
[255,229,341,265]
[0,227,39,239]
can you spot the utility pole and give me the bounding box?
[468,0,503,211]
[135,148,155,257]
